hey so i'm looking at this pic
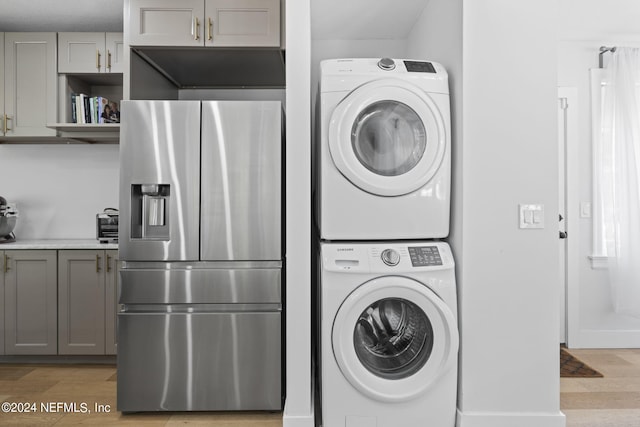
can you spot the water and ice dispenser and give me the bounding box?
[130,184,170,240]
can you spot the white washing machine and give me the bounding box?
[319,241,458,427]
[318,58,451,240]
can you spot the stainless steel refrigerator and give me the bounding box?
[117,100,283,412]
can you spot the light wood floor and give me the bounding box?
[1,348,638,426]
[561,348,640,427]
[0,363,282,426]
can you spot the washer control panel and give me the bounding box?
[322,242,453,273]
[380,248,400,266]
[408,246,442,267]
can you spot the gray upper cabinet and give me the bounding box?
[58,32,124,74]
[0,34,4,136]
[129,0,280,47]
[4,250,57,355]
[2,33,57,138]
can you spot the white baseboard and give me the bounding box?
[283,398,315,427]
[456,409,566,427]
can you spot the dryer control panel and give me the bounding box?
[408,246,443,267]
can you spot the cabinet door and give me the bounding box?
[0,251,4,355]
[3,33,56,137]
[5,250,57,355]
[205,0,280,47]
[106,33,124,73]
[58,250,105,355]
[105,250,119,355]
[0,33,4,136]
[58,32,106,73]
[129,0,205,47]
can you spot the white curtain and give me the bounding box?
[599,47,640,317]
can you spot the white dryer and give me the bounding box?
[319,241,458,427]
[318,58,451,240]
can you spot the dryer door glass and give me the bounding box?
[354,297,434,379]
[351,101,427,177]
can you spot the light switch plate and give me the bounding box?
[580,201,592,218]
[519,204,545,229]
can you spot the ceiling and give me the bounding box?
[0,0,123,32]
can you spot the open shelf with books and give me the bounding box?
[51,73,123,143]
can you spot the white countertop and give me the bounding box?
[0,239,118,250]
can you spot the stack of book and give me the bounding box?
[71,94,120,124]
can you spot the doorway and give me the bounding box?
[558,87,578,345]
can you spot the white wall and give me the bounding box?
[456,0,563,425]
[557,0,640,348]
[283,1,313,426]
[0,144,119,240]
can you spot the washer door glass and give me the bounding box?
[354,297,433,379]
[332,276,458,403]
[351,101,427,177]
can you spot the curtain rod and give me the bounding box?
[599,46,617,68]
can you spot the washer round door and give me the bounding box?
[329,79,447,196]
[332,276,458,402]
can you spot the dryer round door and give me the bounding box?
[332,276,458,403]
[329,79,447,196]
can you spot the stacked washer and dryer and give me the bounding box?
[316,58,459,427]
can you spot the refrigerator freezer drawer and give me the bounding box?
[117,311,282,412]
[119,267,281,304]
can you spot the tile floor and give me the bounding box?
[0,348,638,426]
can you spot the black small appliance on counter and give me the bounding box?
[0,196,18,244]
[96,208,119,243]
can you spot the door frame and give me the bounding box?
[558,87,579,346]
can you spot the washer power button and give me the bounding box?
[381,248,400,266]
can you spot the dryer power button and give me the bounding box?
[381,248,400,266]
[377,57,396,71]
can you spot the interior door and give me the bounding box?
[329,78,446,196]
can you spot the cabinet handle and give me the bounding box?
[106,254,112,273]
[96,254,101,273]
[96,50,101,71]
[194,16,200,41]
[207,17,213,41]
[107,50,112,71]
[3,255,8,273]
[3,114,11,134]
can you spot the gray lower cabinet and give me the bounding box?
[105,250,118,355]
[4,250,57,355]
[58,250,119,355]
[0,250,4,355]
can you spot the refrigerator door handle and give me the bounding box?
[120,303,282,313]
